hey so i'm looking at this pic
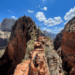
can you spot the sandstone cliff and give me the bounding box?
[61,17,75,75]
[54,29,64,50]
[0,15,37,75]
[1,18,16,31]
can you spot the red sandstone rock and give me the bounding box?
[61,17,75,75]
[0,15,37,75]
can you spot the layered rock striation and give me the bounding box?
[53,29,64,50]
[0,15,37,75]
[61,17,75,75]
[1,18,16,31]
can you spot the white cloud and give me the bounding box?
[36,12,46,21]
[63,22,68,25]
[43,28,51,32]
[39,5,40,8]
[46,17,63,26]
[11,16,17,19]
[40,24,42,25]
[28,10,34,13]
[8,10,10,11]
[43,0,45,1]
[58,27,64,31]
[55,27,57,29]
[64,6,75,21]
[42,27,64,34]
[36,12,63,26]
[8,10,13,13]
[43,28,47,30]
[41,7,47,11]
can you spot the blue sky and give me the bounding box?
[0,0,75,34]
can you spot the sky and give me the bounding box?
[0,0,75,34]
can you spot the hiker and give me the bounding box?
[33,53,39,67]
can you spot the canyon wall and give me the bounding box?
[54,29,64,50]
[61,17,75,75]
[0,15,37,75]
[1,18,16,31]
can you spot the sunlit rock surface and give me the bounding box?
[61,17,75,75]
[0,15,37,75]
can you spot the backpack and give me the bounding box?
[33,56,37,64]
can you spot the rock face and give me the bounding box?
[0,30,11,46]
[61,17,75,75]
[1,18,16,31]
[0,30,11,58]
[41,36,62,75]
[0,16,37,75]
[54,29,64,50]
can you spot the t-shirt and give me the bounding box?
[35,56,37,60]
[33,56,37,63]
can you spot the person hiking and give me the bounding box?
[33,53,39,67]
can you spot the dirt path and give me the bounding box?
[14,36,50,75]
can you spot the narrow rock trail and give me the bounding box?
[29,41,50,75]
[14,36,62,75]
[14,36,50,75]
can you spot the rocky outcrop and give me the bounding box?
[61,17,75,75]
[39,36,63,75]
[53,29,64,50]
[0,15,37,75]
[14,36,50,75]
[1,18,16,31]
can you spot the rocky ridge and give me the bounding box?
[41,36,63,75]
[13,36,63,75]
[0,15,37,75]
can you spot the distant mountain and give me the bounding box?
[0,18,56,40]
[40,30,56,40]
[1,18,17,31]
